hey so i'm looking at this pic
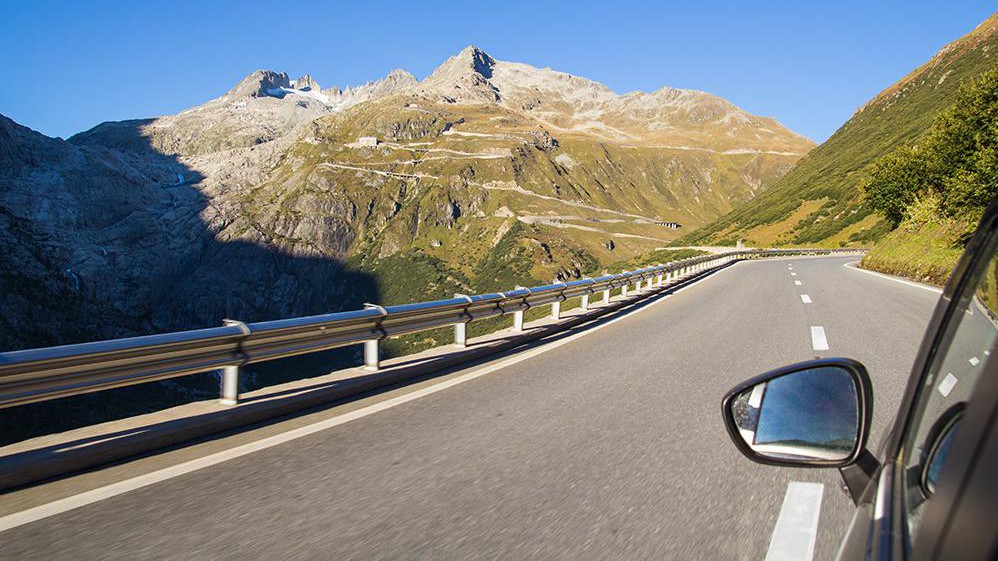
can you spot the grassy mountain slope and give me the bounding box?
[861,64,998,284]
[231,89,807,298]
[677,13,998,248]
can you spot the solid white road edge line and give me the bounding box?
[0,259,746,533]
[765,482,824,561]
[811,326,829,351]
[843,261,942,294]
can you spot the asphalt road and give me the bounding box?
[0,256,941,560]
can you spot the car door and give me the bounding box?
[867,200,998,561]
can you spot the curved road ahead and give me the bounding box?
[0,256,940,560]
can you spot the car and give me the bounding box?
[721,198,998,561]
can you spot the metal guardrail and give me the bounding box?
[0,249,862,408]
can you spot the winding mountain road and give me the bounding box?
[0,256,940,560]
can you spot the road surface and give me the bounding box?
[0,256,940,560]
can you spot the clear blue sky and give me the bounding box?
[0,1,993,142]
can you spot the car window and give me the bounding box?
[900,247,998,546]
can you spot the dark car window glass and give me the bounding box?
[901,249,998,544]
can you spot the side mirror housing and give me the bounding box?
[721,358,873,468]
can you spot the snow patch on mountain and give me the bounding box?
[266,86,330,105]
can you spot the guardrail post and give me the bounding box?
[581,293,590,310]
[621,282,629,298]
[363,303,388,370]
[220,365,240,406]
[602,288,611,304]
[454,294,473,348]
[364,340,379,370]
[219,319,250,406]
[513,286,528,331]
[551,281,566,320]
[656,266,664,287]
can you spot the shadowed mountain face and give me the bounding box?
[0,114,379,351]
[679,13,998,248]
[2,46,812,353]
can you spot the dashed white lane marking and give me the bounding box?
[938,373,959,397]
[969,356,980,366]
[0,259,750,533]
[794,280,802,286]
[800,295,812,304]
[843,261,942,294]
[765,482,824,561]
[811,326,829,351]
[791,272,798,277]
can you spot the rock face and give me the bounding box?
[227,70,292,99]
[1,46,814,352]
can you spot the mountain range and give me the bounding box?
[0,46,812,351]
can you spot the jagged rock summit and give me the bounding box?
[413,46,809,152]
[225,70,292,99]
[421,45,501,102]
[292,74,320,91]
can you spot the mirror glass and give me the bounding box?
[730,366,859,461]
[923,413,962,495]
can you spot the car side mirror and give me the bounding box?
[722,358,873,468]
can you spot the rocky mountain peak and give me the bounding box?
[458,45,496,78]
[292,74,320,91]
[422,45,500,103]
[384,68,418,86]
[225,70,291,99]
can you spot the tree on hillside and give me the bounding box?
[863,66,998,227]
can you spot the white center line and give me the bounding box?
[765,482,824,561]
[800,294,812,304]
[969,356,980,366]
[938,373,959,397]
[794,280,802,286]
[810,326,829,351]
[791,272,797,277]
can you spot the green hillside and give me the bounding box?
[861,65,998,284]
[677,13,998,249]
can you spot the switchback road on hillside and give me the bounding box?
[0,256,940,560]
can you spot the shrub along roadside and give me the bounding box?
[861,66,998,284]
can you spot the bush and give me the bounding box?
[863,66,998,226]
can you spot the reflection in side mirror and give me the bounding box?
[722,358,872,468]
[921,403,965,496]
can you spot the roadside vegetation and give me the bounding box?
[861,67,998,285]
